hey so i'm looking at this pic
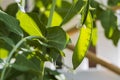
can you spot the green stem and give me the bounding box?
[38,61,45,80]
[0,36,41,80]
[46,0,56,28]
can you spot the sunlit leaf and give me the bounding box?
[27,13,46,36]
[56,0,62,7]
[0,10,23,37]
[72,12,93,69]
[0,41,9,59]
[73,0,78,4]
[0,48,8,59]
[45,11,62,27]
[17,11,44,37]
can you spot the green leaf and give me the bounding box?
[0,47,8,59]
[73,0,78,4]
[12,53,42,73]
[55,0,72,19]
[111,29,120,46]
[99,10,117,39]
[108,0,120,6]
[35,0,45,10]
[56,0,62,7]
[46,27,69,50]
[5,3,18,17]
[55,1,72,19]
[72,11,93,69]
[27,38,65,62]
[49,48,62,62]
[4,68,22,80]
[45,11,62,27]
[81,0,89,25]
[27,12,46,36]
[16,11,44,37]
[0,10,23,37]
[12,53,45,79]
[0,36,15,47]
[0,21,9,36]
[61,0,84,25]
[89,0,104,20]
[36,0,51,9]
[0,40,10,59]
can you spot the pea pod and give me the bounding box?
[72,11,93,69]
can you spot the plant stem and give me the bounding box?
[0,36,41,80]
[38,61,45,80]
[46,0,56,28]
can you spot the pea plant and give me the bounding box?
[0,0,120,80]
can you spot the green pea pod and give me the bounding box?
[72,11,93,69]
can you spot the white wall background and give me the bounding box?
[0,0,14,9]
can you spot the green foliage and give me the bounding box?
[46,27,69,50]
[108,0,120,6]
[0,36,15,47]
[12,54,42,72]
[99,10,117,39]
[0,0,120,80]
[45,11,62,26]
[16,11,44,37]
[81,0,89,25]
[61,0,85,25]
[0,10,23,37]
[0,42,9,58]
[89,0,120,46]
[5,3,18,17]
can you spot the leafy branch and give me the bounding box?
[0,36,42,80]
